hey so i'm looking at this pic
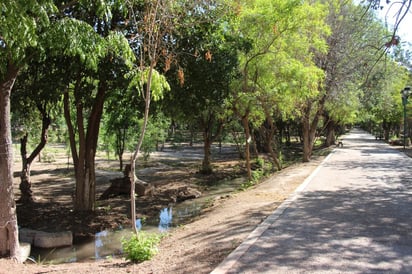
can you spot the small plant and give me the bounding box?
[122,232,161,263]
[278,151,284,168]
[40,151,55,163]
[251,168,264,182]
[202,197,215,208]
[239,180,255,191]
[95,201,112,212]
[255,157,265,169]
[250,158,265,183]
[29,248,57,265]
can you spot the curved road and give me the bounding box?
[212,128,412,273]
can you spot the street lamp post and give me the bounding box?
[401,86,411,150]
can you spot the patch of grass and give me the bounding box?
[41,151,56,163]
[122,232,162,263]
[202,197,215,209]
[29,248,57,265]
[239,180,255,191]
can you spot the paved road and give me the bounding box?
[212,128,412,273]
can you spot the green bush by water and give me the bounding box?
[122,232,162,263]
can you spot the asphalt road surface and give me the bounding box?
[212,128,412,273]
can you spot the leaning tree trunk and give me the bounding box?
[302,96,326,162]
[19,113,51,203]
[0,63,20,260]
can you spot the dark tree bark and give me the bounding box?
[302,113,313,162]
[115,128,126,171]
[0,62,20,260]
[324,117,337,147]
[64,75,107,211]
[302,95,326,162]
[382,120,390,141]
[199,114,224,174]
[19,111,51,203]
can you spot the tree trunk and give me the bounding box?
[64,78,107,211]
[119,154,124,172]
[130,63,155,235]
[262,116,281,171]
[202,137,213,174]
[302,115,313,162]
[19,113,51,203]
[241,115,252,180]
[74,158,96,210]
[116,128,126,171]
[325,120,336,147]
[0,63,20,260]
[382,120,390,141]
[19,135,33,203]
[302,96,326,162]
[200,115,224,175]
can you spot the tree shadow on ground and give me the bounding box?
[231,179,412,273]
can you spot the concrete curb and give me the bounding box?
[210,151,336,274]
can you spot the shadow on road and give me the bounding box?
[232,180,412,273]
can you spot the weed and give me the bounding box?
[239,180,255,191]
[202,197,215,208]
[122,232,162,263]
[29,248,57,265]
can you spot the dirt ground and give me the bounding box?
[1,144,325,274]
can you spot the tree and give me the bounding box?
[126,0,232,233]
[163,4,240,174]
[0,0,56,260]
[231,0,328,176]
[103,78,141,171]
[61,38,133,211]
[300,0,395,160]
[11,56,65,203]
[42,3,135,211]
[359,56,409,139]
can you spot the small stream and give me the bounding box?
[29,205,196,264]
[29,177,246,264]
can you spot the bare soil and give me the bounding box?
[0,144,325,274]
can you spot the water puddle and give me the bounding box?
[29,177,247,264]
[29,204,202,264]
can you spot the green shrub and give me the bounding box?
[239,180,255,191]
[122,232,161,263]
[251,158,265,182]
[255,157,265,169]
[251,168,264,182]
